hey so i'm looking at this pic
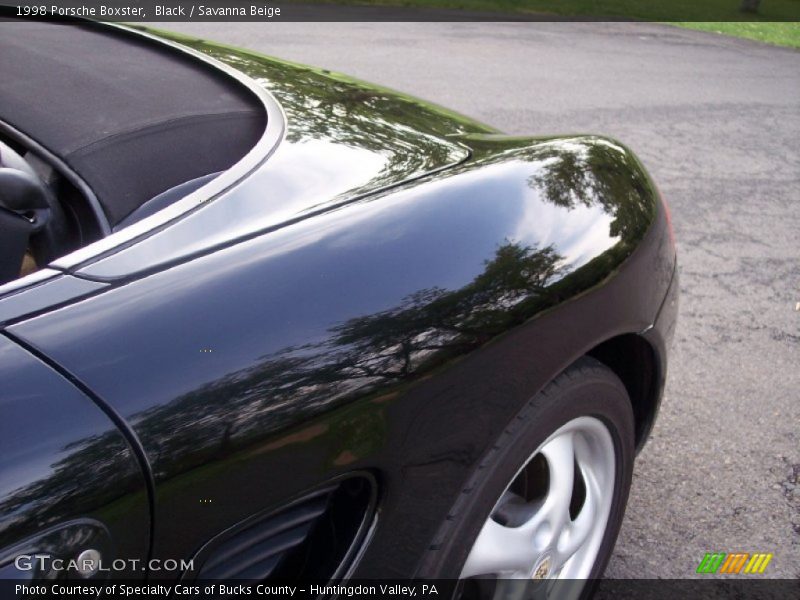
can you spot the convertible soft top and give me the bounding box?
[0,18,265,227]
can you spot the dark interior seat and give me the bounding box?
[0,141,62,284]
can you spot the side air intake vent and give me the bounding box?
[190,474,375,585]
[196,486,335,580]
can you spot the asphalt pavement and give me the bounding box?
[158,20,800,578]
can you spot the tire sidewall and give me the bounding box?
[418,360,635,583]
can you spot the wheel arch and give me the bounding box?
[585,333,661,451]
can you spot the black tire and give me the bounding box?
[416,357,635,590]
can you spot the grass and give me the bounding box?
[676,22,800,48]
[295,1,800,48]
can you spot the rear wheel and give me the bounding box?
[418,358,635,599]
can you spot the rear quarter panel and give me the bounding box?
[7,134,674,577]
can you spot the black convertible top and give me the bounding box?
[0,18,266,227]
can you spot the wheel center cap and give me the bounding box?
[531,554,552,580]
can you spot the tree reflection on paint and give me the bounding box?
[128,240,562,479]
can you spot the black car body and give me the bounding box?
[0,16,678,588]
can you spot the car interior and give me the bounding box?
[0,15,266,286]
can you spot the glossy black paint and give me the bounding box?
[69,31,492,280]
[0,31,677,581]
[0,335,149,579]
[0,274,107,326]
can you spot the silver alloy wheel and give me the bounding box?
[460,416,616,581]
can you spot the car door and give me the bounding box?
[5,242,385,582]
[0,307,150,584]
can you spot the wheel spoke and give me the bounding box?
[539,433,575,533]
[461,519,537,578]
[494,490,538,526]
[557,475,597,560]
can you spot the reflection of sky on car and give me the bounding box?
[19,132,652,483]
[11,38,656,490]
[512,191,617,274]
[0,338,141,540]
[263,139,387,211]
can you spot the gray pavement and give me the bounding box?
[159,21,800,578]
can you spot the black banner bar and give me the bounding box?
[3,579,800,600]
[5,0,800,22]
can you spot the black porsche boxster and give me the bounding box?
[0,14,678,596]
